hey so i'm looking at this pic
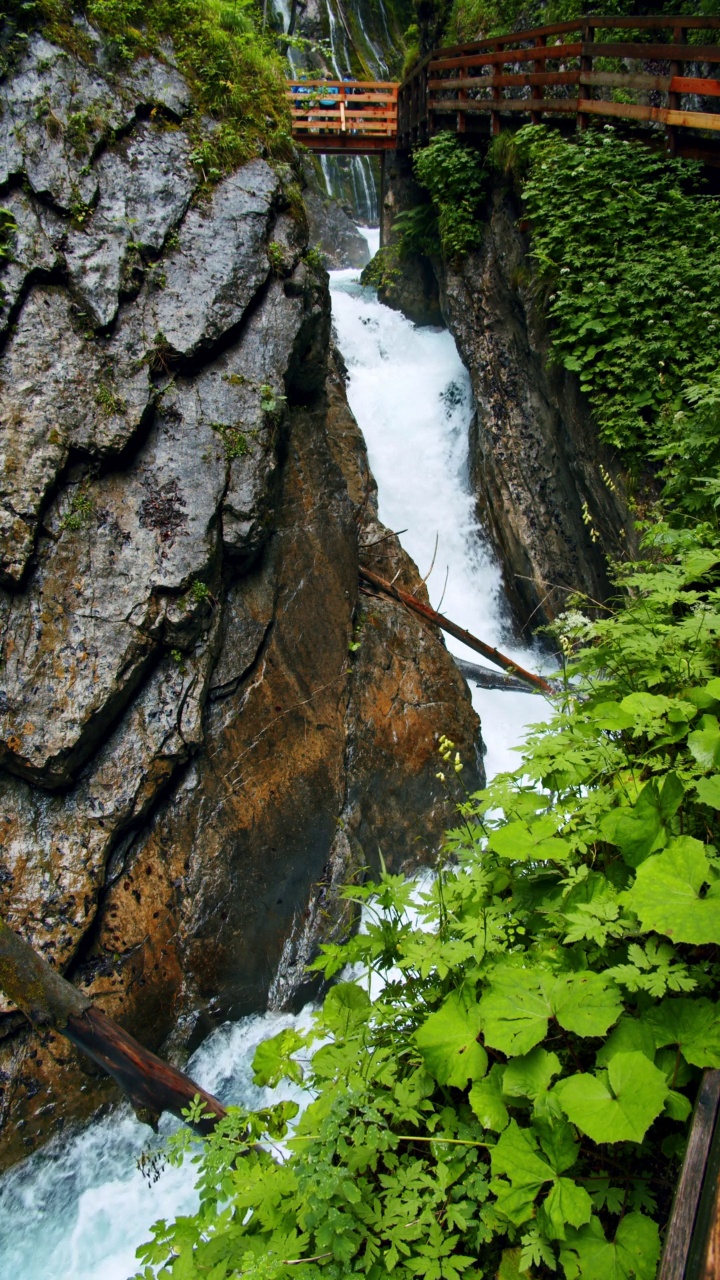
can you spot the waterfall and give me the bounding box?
[0,251,540,1276]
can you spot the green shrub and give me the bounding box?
[136,519,720,1280]
[492,125,720,467]
[411,132,485,260]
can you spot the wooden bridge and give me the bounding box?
[287,80,398,153]
[289,13,720,164]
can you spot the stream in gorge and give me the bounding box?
[0,230,542,1279]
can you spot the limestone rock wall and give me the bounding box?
[0,35,482,1168]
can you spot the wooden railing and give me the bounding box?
[398,14,720,163]
[287,80,398,153]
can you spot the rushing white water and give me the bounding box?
[339,229,542,779]
[0,1010,313,1280]
[0,235,543,1277]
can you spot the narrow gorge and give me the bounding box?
[3,5,713,1279]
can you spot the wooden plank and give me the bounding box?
[581,70,672,91]
[665,107,720,130]
[658,1071,720,1280]
[287,79,398,89]
[430,43,582,71]
[430,14,720,59]
[431,97,578,115]
[428,70,672,95]
[587,42,720,61]
[671,76,720,97]
[429,70,579,89]
[578,97,720,130]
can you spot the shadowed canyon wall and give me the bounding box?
[378,152,635,632]
[0,33,483,1168]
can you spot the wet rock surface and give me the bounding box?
[436,180,634,630]
[0,36,483,1168]
[304,187,370,269]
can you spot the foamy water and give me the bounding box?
[0,232,543,1277]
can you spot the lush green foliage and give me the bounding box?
[492,125,720,474]
[443,0,720,44]
[396,133,485,260]
[3,0,291,171]
[136,520,720,1279]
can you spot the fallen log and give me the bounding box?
[453,656,539,694]
[359,565,554,696]
[0,916,226,1135]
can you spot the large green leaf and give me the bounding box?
[322,982,371,1034]
[599,777,679,868]
[595,1017,656,1068]
[695,775,720,809]
[554,1052,668,1144]
[623,836,720,944]
[488,814,571,862]
[490,1121,556,1225]
[503,1048,561,1100]
[252,1027,306,1087]
[540,1176,593,1240]
[480,966,621,1056]
[559,1212,660,1280]
[414,991,487,1087]
[688,713,720,770]
[646,997,720,1068]
[469,1066,508,1132]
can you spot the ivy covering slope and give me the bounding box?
[132,126,720,1280]
[2,0,291,171]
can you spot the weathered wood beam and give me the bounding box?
[359,565,555,695]
[0,916,226,1135]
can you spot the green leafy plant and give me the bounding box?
[0,206,17,306]
[304,245,328,274]
[412,132,485,260]
[492,125,720,465]
[212,422,249,458]
[135,520,720,1280]
[60,489,94,531]
[266,239,287,276]
[259,383,286,415]
[95,383,127,416]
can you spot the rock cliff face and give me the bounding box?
[379,158,634,631]
[0,35,482,1168]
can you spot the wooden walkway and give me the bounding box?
[289,15,720,164]
[287,81,398,153]
[398,14,720,165]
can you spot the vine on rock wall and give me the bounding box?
[493,126,720,471]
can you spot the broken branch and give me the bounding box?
[0,916,226,1135]
[359,564,554,696]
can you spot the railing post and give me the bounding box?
[578,23,593,131]
[457,60,467,134]
[531,33,546,125]
[491,42,504,136]
[667,24,686,157]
